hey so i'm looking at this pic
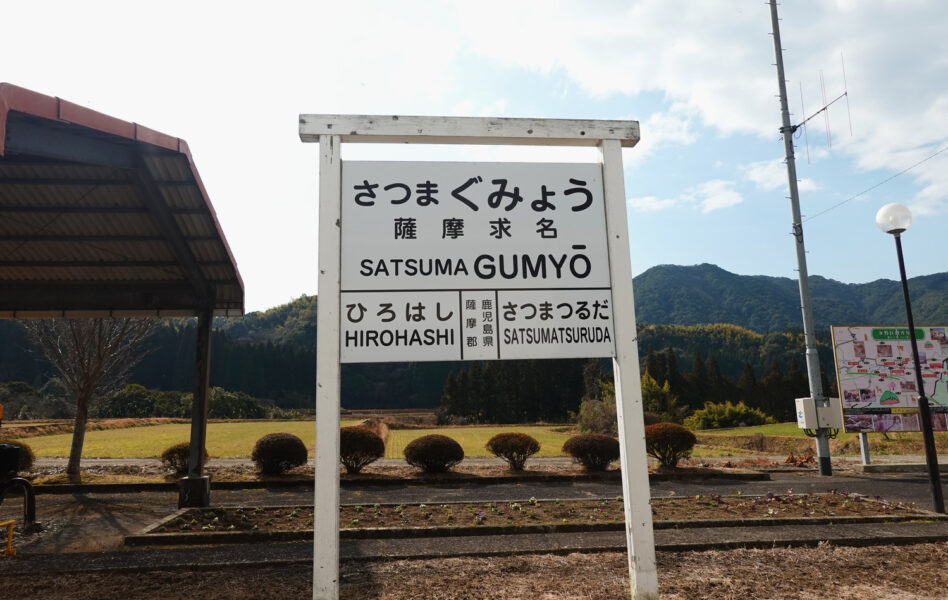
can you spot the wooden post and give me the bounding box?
[179,306,212,508]
[601,139,659,599]
[313,134,343,600]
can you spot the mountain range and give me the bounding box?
[632,263,948,332]
[223,263,948,345]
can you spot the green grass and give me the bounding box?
[697,422,813,437]
[385,425,573,459]
[697,422,865,447]
[16,420,361,459]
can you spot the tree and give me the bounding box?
[644,347,667,388]
[576,381,618,435]
[20,318,157,475]
[787,358,809,400]
[759,361,788,420]
[682,349,707,410]
[640,373,688,424]
[706,354,731,405]
[737,362,759,409]
[581,358,602,402]
[664,347,683,395]
[93,383,156,418]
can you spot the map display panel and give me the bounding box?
[831,325,948,433]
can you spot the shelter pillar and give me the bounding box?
[179,306,213,508]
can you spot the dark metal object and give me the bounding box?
[893,234,945,513]
[0,444,37,526]
[0,444,18,477]
[179,307,214,508]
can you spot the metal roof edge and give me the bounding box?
[0,82,245,315]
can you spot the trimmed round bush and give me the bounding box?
[0,439,34,473]
[562,433,620,471]
[645,422,697,469]
[486,432,540,471]
[403,434,464,473]
[159,442,208,476]
[340,426,385,474]
[252,432,309,475]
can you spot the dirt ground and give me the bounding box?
[161,491,921,533]
[3,543,948,599]
[26,456,795,485]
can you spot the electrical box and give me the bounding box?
[795,397,843,429]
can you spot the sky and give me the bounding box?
[4,1,948,313]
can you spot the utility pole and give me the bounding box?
[769,0,833,476]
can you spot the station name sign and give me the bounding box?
[340,161,616,363]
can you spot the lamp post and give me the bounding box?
[876,202,945,513]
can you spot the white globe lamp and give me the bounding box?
[875,202,912,235]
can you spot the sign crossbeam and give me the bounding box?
[299,114,640,147]
[302,114,656,600]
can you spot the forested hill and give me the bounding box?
[1,264,946,409]
[226,264,948,344]
[633,263,948,332]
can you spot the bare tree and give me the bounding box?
[20,318,157,476]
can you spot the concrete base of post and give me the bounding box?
[178,476,211,508]
[859,432,872,466]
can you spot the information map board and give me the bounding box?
[831,325,948,433]
[340,161,616,363]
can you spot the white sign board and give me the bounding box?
[340,161,615,363]
[831,325,948,433]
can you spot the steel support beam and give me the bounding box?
[179,306,213,508]
[132,152,213,303]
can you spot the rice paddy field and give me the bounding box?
[12,420,358,459]
[13,417,942,460]
[10,420,578,459]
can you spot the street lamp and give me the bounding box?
[876,202,945,513]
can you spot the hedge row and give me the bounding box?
[151,422,700,477]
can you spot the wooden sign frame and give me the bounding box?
[300,114,658,600]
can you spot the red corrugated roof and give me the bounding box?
[0,83,244,317]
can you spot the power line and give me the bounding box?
[803,144,948,222]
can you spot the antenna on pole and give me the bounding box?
[799,83,811,163]
[793,54,853,163]
[768,0,835,476]
[842,52,854,136]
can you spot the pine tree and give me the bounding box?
[738,362,759,408]
[664,347,682,393]
[455,370,471,420]
[787,357,810,399]
[645,347,667,388]
[759,361,788,420]
[439,372,459,419]
[682,349,707,410]
[706,354,729,404]
[581,358,602,402]
[690,349,707,383]
[468,362,485,423]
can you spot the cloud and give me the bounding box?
[626,103,698,167]
[455,0,948,212]
[745,159,820,192]
[627,195,678,212]
[628,179,743,214]
[693,180,744,213]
